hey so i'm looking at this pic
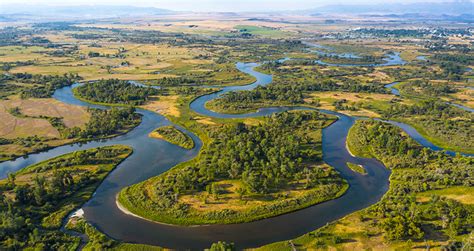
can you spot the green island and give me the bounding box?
[118,110,348,225]
[346,162,367,175]
[149,125,194,149]
[0,145,132,250]
[256,120,473,250]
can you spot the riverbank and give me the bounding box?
[1,60,468,249]
[255,119,473,250]
[0,145,133,250]
[117,110,350,226]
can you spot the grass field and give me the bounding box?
[2,40,255,86]
[235,25,289,37]
[417,186,474,205]
[0,95,91,161]
[307,92,397,117]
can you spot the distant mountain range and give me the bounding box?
[0,5,174,19]
[310,1,473,15]
[0,1,472,21]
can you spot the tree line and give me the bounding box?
[383,100,473,151]
[348,120,473,243]
[0,146,131,250]
[75,79,159,105]
[0,73,81,99]
[211,77,387,113]
[61,107,141,139]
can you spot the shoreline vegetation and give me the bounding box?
[346,162,367,175]
[392,117,474,155]
[117,180,349,226]
[118,110,350,226]
[74,79,160,106]
[0,145,133,250]
[0,106,142,164]
[255,119,473,250]
[149,125,194,149]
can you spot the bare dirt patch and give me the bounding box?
[0,107,58,139]
[141,95,180,117]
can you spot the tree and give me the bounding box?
[236,187,246,200]
[14,185,32,205]
[207,241,235,251]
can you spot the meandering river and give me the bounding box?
[0,55,471,249]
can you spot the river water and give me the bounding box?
[0,57,470,249]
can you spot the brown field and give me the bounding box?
[349,72,394,84]
[5,42,213,81]
[179,164,334,213]
[2,96,90,128]
[141,95,181,117]
[450,88,474,108]
[194,116,217,125]
[0,110,59,138]
[311,92,395,102]
[307,92,396,117]
[0,96,90,138]
[417,186,474,205]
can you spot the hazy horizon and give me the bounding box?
[1,0,470,12]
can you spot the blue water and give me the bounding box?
[303,41,406,67]
[416,55,427,61]
[384,81,401,96]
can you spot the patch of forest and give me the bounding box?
[207,75,388,113]
[75,79,159,105]
[383,100,474,153]
[347,120,472,242]
[0,145,132,250]
[261,120,473,250]
[149,125,194,149]
[61,107,141,139]
[0,73,81,99]
[119,111,348,225]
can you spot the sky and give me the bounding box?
[0,0,456,12]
